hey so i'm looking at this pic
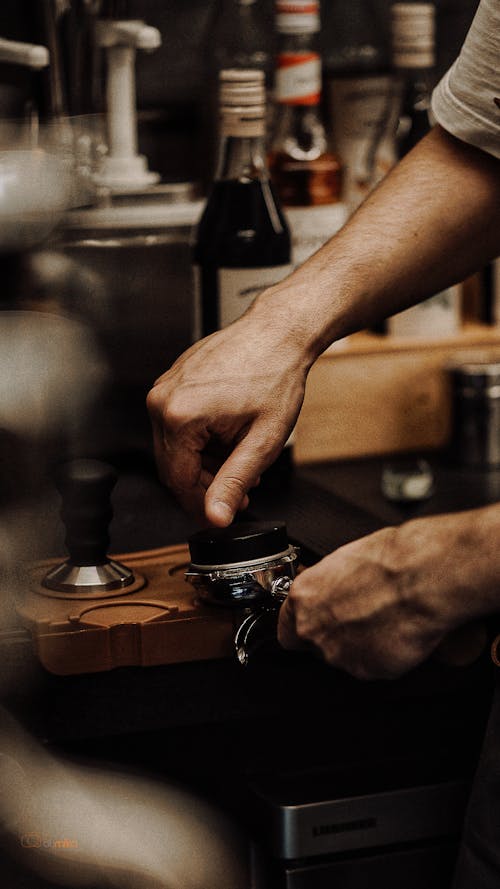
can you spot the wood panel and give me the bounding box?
[295,326,500,463]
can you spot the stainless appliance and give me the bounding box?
[248,763,469,888]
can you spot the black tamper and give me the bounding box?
[42,459,135,595]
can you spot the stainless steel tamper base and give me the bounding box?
[42,559,135,595]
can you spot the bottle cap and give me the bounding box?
[276,1,320,35]
[219,68,266,107]
[219,69,266,137]
[391,2,435,69]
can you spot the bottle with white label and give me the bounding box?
[193,68,292,340]
[269,0,344,268]
[388,2,461,339]
[323,0,400,216]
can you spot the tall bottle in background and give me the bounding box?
[193,69,291,339]
[387,2,461,339]
[392,1,436,155]
[269,0,345,268]
[201,0,274,189]
[323,0,400,215]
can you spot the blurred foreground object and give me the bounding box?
[0,129,107,641]
[0,707,250,889]
[0,142,69,251]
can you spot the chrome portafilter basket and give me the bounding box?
[185,522,299,665]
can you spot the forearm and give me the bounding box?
[253,125,500,363]
[397,503,500,626]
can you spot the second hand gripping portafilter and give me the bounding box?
[43,459,134,595]
[186,522,299,666]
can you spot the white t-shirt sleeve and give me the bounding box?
[431,0,500,159]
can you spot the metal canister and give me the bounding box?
[449,358,500,467]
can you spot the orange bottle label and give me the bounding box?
[275,52,321,105]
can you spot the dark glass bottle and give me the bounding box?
[322,0,396,215]
[193,69,291,340]
[200,0,274,189]
[391,1,436,159]
[388,2,461,338]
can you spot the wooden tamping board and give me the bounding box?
[18,544,242,675]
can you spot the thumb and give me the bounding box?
[204,430,276,527]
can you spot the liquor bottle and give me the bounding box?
[193,69,292,340]
[268,0,345,268]
[392,1,436,157]
[201,0,274,189]
[206,0,273,82]
[323,0,400,215]
[388,2,461,339]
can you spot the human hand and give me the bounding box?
[146,306,310,526]
[278,510,498,680]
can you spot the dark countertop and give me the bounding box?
[0,450,497,787]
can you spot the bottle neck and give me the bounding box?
[209,0,273,80]
[273,30,326,158]
[399,66,434,109]
[272,104,327,159]
[215,133,268,182]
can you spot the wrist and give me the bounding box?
[251,275,348,368]
[397,507,500,627]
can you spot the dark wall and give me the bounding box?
[127,0,480,107]
[0,0,481,103]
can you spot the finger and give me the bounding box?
[149,416,209,519]
[204,428,277,526]
[277,597,302,650]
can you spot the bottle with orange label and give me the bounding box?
[269,0,345,268]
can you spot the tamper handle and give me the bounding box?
[56,459,117,567]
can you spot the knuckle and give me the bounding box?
[218,475,248,499]
[148,387,197,433]
[161,392,192,429]
[145,385,162,417]
[287,577,306,607]
[293,609,315,644]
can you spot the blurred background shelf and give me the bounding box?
[296,323,500,463]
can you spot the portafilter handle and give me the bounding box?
[234,577,292,666]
